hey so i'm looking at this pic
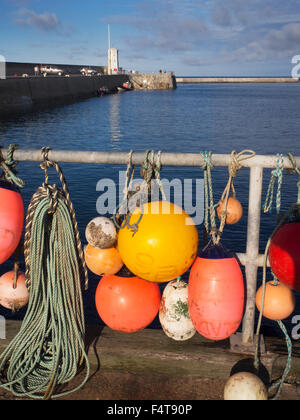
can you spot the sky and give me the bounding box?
[1,0,300,76]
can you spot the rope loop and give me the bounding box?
[200,150,255,245]
[0,144,25,188]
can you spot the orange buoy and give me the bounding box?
[0,271,29,311]
[217,197,243,225]
[95,273,161,332]
[188,241,244,340]
[0,180,24,264]
[84,243,123,276]
[117,201,198,283]
[269,222,300,291]
[256,280,295,321]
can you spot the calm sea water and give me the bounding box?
[1,83,300,336]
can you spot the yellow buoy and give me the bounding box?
[117,201,198,283]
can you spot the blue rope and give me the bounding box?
[263,154,284,214]
[269,318,293,400]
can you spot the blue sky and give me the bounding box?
[1,0,300,76]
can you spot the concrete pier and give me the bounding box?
[176,77,299,84]
[0,74,128,117]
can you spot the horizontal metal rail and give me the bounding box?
[3,149,300,168]
[2,148,299,346]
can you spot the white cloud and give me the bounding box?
[219,22,300,63]
[14,9,60,31]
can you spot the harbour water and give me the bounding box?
[1,82,300,336]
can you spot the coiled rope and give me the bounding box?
[0,147,89,399]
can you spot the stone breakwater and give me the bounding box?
[0,74,128,117]
[176,77,299,83]
[129,73,177,90]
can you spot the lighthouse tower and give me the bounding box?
[108,25,119,75]
[108,48,119,75]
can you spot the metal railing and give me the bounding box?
[3,148,300,347]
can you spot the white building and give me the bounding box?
[108,48,119,75]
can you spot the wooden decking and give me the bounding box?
[0,321,299,400]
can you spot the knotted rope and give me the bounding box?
[254,152,300,400]
[0,144,25,189]
[113,150,166,234]
[0,147,90,399]
[122,150,135,203]
[200,150,256,245]
[263,154,284,215]
[200,151,217,245]
[217,150,255,243]
[140,150,166,200]
[113,150,143,233]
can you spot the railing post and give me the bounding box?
[242,166,264,345]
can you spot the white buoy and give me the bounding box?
[224,372,268,400]
[85,217,117,249]
[0,271,29,311]
[159,279,196,341]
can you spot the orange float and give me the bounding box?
[217,197,243,225]
[84,244,123,276]
[0,180,24,264]
[188,242,244,340]
[256,280,295,321]
[95,274,161,332]
[269,222,300,291]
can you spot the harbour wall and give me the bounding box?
[0,74,128,117]
[6,61,106,77]
[176,77,299,83]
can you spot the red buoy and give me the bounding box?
[188,242,244,340]
[269,222,300,291]
[0,180,24,264]
[95,273,161,333]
